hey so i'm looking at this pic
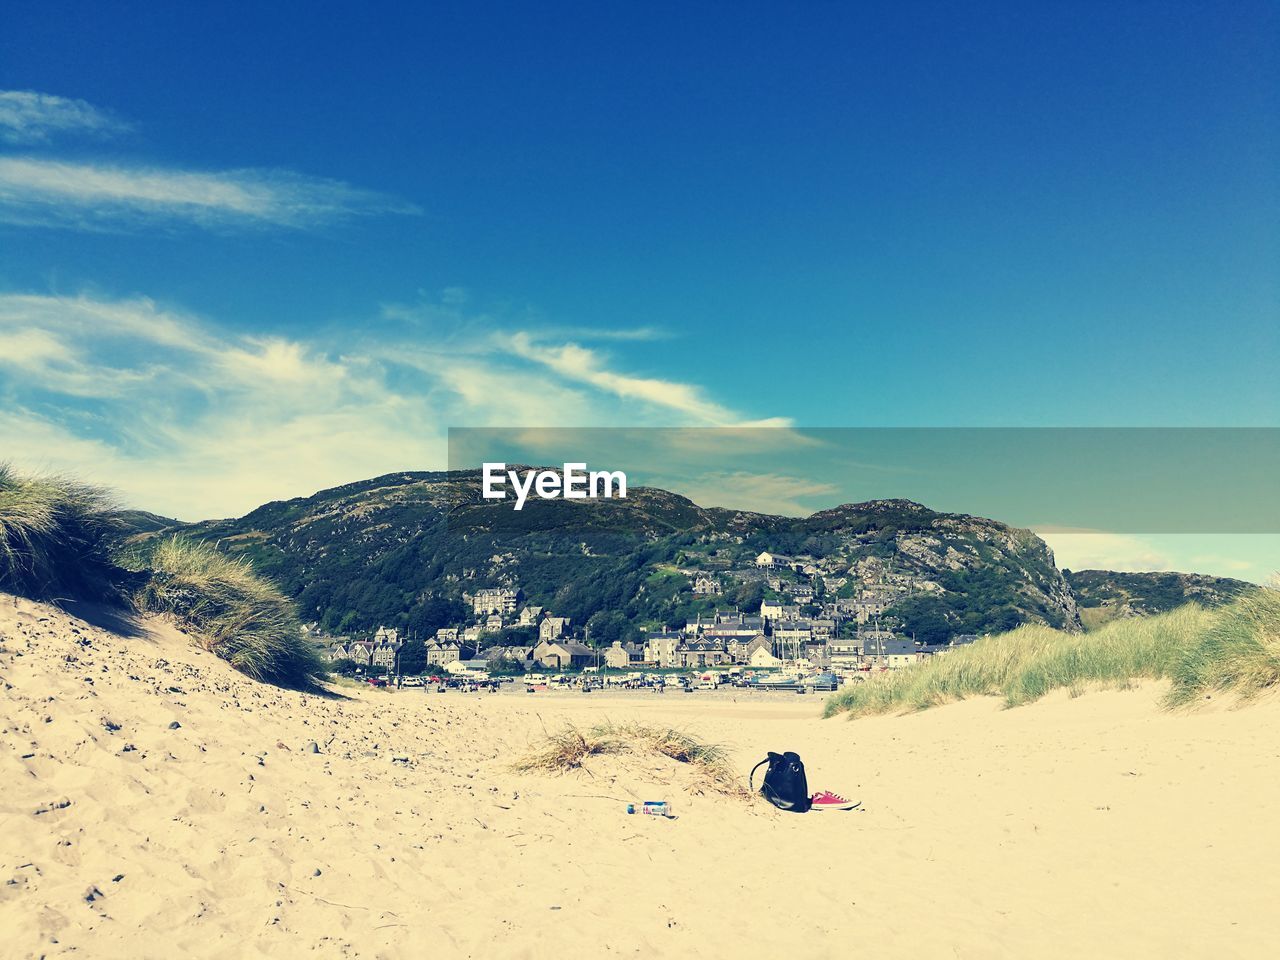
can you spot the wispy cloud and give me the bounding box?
[652,470,839,516]
[500,330,792,427]
[0,157,419,230]
[0,292,788,517]
[0,90,128,143]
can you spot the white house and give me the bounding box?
[755,551,792,569]
[749,646,782,667]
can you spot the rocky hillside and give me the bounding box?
[134,471,1086,644]
[1066,570,1253,629]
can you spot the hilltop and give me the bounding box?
[130,471,1088,645]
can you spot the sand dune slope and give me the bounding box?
[2,593,1279,959]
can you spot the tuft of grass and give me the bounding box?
[131,536,326,689]
[0,463,126,603]
[823,590,1280,719]
[1167,583,1280,706]
[513,721,748,797]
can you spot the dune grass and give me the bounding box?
[1167,585,1280,706]
[514,721,749,797]
[824,588,1279,719]
[132,536,326,689]
[0,463,125,603]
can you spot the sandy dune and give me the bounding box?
[3,593,1278,959]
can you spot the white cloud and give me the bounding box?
[500,330,792,427]
[1035,531,1174,572]
[0,292,787,519]
[0,90,127,142]
[0,157,419,229]
[655,470,838,516]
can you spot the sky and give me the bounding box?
[0,2,1276,579]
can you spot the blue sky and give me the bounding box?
[0,3,1276,577]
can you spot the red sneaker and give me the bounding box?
[809,790,860,811]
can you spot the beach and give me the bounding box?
[3,592,1279,959]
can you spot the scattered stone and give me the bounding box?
[34,798,72,816]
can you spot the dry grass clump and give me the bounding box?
[131,536,325,689]
[0,463,125,603]
[513,721,748,797]
[824,588,1279,719]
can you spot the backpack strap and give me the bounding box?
[749,757,770,792]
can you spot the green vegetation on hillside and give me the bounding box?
[1066,569,1252,626]
[824,587,1279,718]
[165,472,1083,640]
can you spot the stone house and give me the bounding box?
[539,616,571,641]
[676,637,729,669]
[532,639,596,670]
[603,640,643,669]
[692,575,722,596]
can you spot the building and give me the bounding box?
[425,640,462,666]
[603,640,643,669]
[676,637,729,669]
[750,646,782,667]
[466,587,521,617]
[532,639,596,670]
[826,639,863,667]
[370,639,400,669]
[517,605,544,626]
[539,616,571,641]
[810,618,837,639]
[692,574,722,596]
[754,551,792,569]
[703,613,764,641]
[484,644,531,665]
[865,637,921,669]
[760,598,785,621]
[774,620,814,645]
[323,639,357,663]
[644,633,682,668]
[726,633,771,662]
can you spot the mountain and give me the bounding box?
[1065,569,1253,629]
[114,509,182,535]
[149,470,1085,646]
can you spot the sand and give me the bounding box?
[3,592,1279,959]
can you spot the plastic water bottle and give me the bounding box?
[626,801,672,817]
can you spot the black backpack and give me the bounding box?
[750,751,811,813]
